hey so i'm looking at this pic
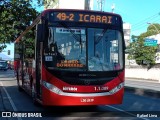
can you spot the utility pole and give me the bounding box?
[97,0,105,11]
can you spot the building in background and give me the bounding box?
[123,23,132,66]
[123,23,131,47]
[45,0,94,10]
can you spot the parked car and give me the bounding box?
[0,61,8,71]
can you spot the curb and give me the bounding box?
[125,86,160,98]
[125,77,159,83]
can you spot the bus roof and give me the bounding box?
[41,9,122,18]
[15,9,122,43]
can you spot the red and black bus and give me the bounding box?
[14,9,125,106]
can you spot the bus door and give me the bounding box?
[35,41,43,98]
[17,43,24,88]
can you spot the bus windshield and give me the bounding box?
[44,27,123,71]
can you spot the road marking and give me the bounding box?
[106,105,150,120]
[0,82,22,120]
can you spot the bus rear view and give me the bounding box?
[15,9,125,106]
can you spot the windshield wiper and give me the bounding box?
[95,29,108,45]
[58,22,83,53]
[79,30,82,53]
[58,22,80,41]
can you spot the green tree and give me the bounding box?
[129,23,160,66]
[126,35,138,60]
[0,0,40,52]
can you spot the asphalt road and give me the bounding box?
[125,78,160,92]
[0,70,160,120]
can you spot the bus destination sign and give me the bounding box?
[50,12,118,24]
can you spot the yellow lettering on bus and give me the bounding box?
[84,15,89,22]
[69,14,74,21]
[90,15,95,22]
[68,64,71,67]
[78,64,80,67]
[57,13,62,20]
[64,60,67,63]
[57,63,84,68]
[61,13,66,20]
[79,14,83,22]
[96,15,101,23]
[64,64,68,67]
[101,16,107,23]
[108,16,112,24]
[75,60,79,63]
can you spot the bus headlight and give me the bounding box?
[109,83,124,94]
[43,81,61,95]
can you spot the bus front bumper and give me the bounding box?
[42,81,124,106]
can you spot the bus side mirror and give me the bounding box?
[36,24,44,42]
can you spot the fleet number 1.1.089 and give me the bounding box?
[94,86,108,91]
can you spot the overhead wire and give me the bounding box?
[115,5,160,35]
[131,14,160,33]
[132,13,160,31]
[132,13,159,27]
[115,7,160,33]
[150,17,160,23]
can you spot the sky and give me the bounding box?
[2,44,14,60]
[40,0,160,36]
[2,0,160,59]
[95,0,160,36]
